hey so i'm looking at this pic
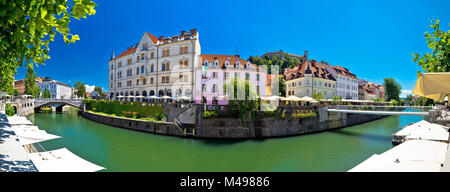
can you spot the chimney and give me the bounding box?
[190,29,197,35]
[158,36,164,41]
[181,30,186,36]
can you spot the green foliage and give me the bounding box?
[262,110,282,118]
[383,78,401,102]
[413,20,450,74]
[291,110,318,119]
[332,95,343,105]
[390,99,399,106]
[312,92,324,102]
[94,86,103,95]
[5,103,15,116]
[24,64,40,98]
[226,78,260,123]
[248,53,302,75]
[84,99,164,119]
[202,110,217,119]
[42,87,51,98]
[74,81,86,98]
[415,96,434,106]
[371,97,384,103]
[0,0,97,94]
[278,75,286,97]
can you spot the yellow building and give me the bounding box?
[284,60,336,99]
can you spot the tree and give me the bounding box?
[413,20,450,74]
[226,78,259,124]
[24,64,40,98]
[278,75,286,97]
[332,95,343,105]
[42,87,51,98]
[0,1,97,94]
[74,81,86,98]
[383,78,401,102]
[312,92,324,102]
[94,86,103,95]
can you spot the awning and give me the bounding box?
[14,129,61,145]
[412,72,450,101]
[7,116,34,125]
[299,96,317,102]
[349,140,448,172]
[282,96,302,101]
[28,148,105,172]
[395,120,449,142]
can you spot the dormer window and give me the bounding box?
[225,61,229,67]
[214,60,219,66]
[236,61,240,68]
[204,60,209,66]
[246,62,251,68]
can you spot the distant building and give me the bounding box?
[37,77,73,99]
[195,54,267,105]
[358,80,384,100]
[326,65,359,100]
[284,58,336,99]
[14,79,25,95]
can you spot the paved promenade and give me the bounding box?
[0,112,37,172]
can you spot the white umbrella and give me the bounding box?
[126,95,135,98]
[267,95,284,100]
[281,96,302,101]
[161,96,172,99]
[117,95,124,98]
[299,96,317,102]
[148,96,160,99]
[177,96,191,100]
[135,96,144,98]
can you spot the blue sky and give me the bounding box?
[15,0,450,97]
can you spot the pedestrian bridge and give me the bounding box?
[34,99,83,109]
[327,109,429,116]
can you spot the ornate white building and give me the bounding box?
[109,29,201,101]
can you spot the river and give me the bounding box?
[26,108,425,172]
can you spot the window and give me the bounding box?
[141,53,145,60]
[245,73,250,80]
[212,84,217,93]
[150,77,154,84]
[128,58,132,65]
[136,67,139,75]
[166,49,170,56]
[256,86,260,95]
[184,60,188,68]
[151,65,154,72]
[111,64,114,70]
[111,74,113,80]
[162,50,166,57]
[202,84,206,92]
[179,73,183,81]
[117,82,122,88]
[224,72,228,79]
[212,72,217,79]
[180,47,184,54]
[256,74,260,81]
[151,52,154,59]
[184,46,188,54]
[137,56,140,62]
[165,76,170,83]
[141,66,145,74]
[143,78,147,85]
[162,77,165,84]
[162,63,166,71]
[166,62,170,71]
[136,79,140,85]
[179,61,183,69]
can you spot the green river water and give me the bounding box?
[26,109,425,172]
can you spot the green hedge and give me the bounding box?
[5,103,15,116]
[84,99,164,119]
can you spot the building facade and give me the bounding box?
[325,65,358,100]
[37,77,73,99]
[284,59,336,99]
[109,29,201,101]
[195,54,267,105]
[358,80,385,100]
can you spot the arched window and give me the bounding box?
[176,89,182,97]
[136,67,139,75]
[158,90,164,96]
[162,50,166,57]
[150,90,155,96]
[162,63,166,71]
[184,46,188,54]
[179,61,183,69]
[166,62,170,70]
[184,60,188,68]
[141,66,145,73]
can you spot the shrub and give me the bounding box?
[291,110,318,120]
[5,103,15,116]
[202,110,217,119]
[84,100,163,118]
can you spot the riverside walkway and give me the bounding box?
[327,109,429,116]
[0,112,37,172]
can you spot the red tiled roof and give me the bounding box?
[115,46,137,60]
[200,54,259,69]
[284,60,335,81]
[145,32,159,44]
[329,65,358,79]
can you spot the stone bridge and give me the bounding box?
[34,99,83,110]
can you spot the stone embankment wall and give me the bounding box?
[81,106,394,139]
[196,112,386,139]
[81,111,185,137]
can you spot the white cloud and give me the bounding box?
[85,85,95,93]
[400,90,412,98]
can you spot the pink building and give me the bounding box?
[195,54,267,105]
